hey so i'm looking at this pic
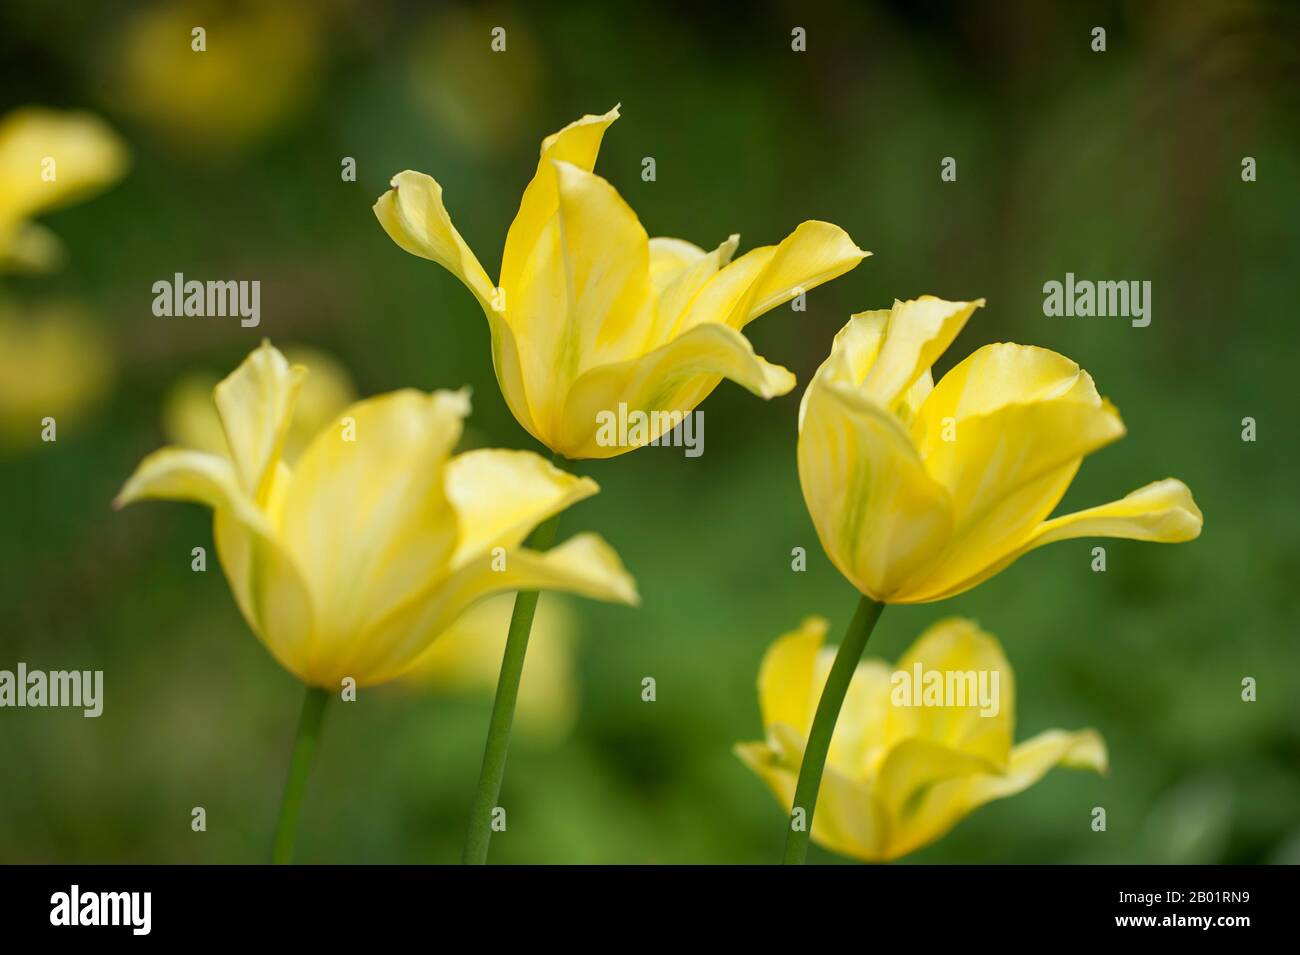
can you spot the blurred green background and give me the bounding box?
[2,0,1298,863]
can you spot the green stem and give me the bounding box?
[782,593,885,865]
[461,509,563,864]
[271,685,330,864]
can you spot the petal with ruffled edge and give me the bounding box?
[557,321,796,459]
[798,379,952,601]
[340,532,638,686]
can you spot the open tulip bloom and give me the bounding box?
[736,616,1107,862]
[374,106,866,860]
[780,295,1202,862]
[373,105,867,458]
[115,342,637,862]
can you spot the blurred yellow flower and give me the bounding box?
[736,616,1107,861]
[163,345,356,463]
[110,0,322,153]
[401,594,578,742]
[0,303,115,448]
[375,107,868,459]
[116,342,638,688]
[0,108,128,272]
[797,296,1203,603]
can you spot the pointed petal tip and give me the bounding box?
[793,220,872,261]
[757,362,797,399]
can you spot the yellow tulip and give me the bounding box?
[736,616,1107,861]
[797,296,1203,603]
[0,108,128,272]
[401,594,579,742]
[115,341,638,688]
[374,106,868,458]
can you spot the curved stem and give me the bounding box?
[461,509,563,864]
[782,593,885,865]
[271,685,330,864]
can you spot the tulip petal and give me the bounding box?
[935,480,1196,600]
[114,446,268,531]
[913,343,1099,448]
[826,654,897,779]
[374,172,537,438]
[213,341,306,501]
[649,234,739,339]
[920,479,1202,603]
[797,309,888,430]
[498,157,658,445]
[879,727,1105,860]
[648,236,707,289]
[876,736,1004,821]
[897,397,1127,602]
[884,618,1015,765]
[345,532,638,686]
[754,621,896,779]
[1020,477,1204,548]
[443,448,600,566]
[959,728,1108,814]
[0,108,128,229]
[280,389,469,648]
[734,739,891,861]
[674,221,868,336]
[373,170,499,311]
[213,475,317,683]
[797,380,952,600]
[756,616,827,735]
[114,448,315,678]
[550,159,655,369]
[499,106,620,300]
[857,297,983,409]
[557,321,796,458]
